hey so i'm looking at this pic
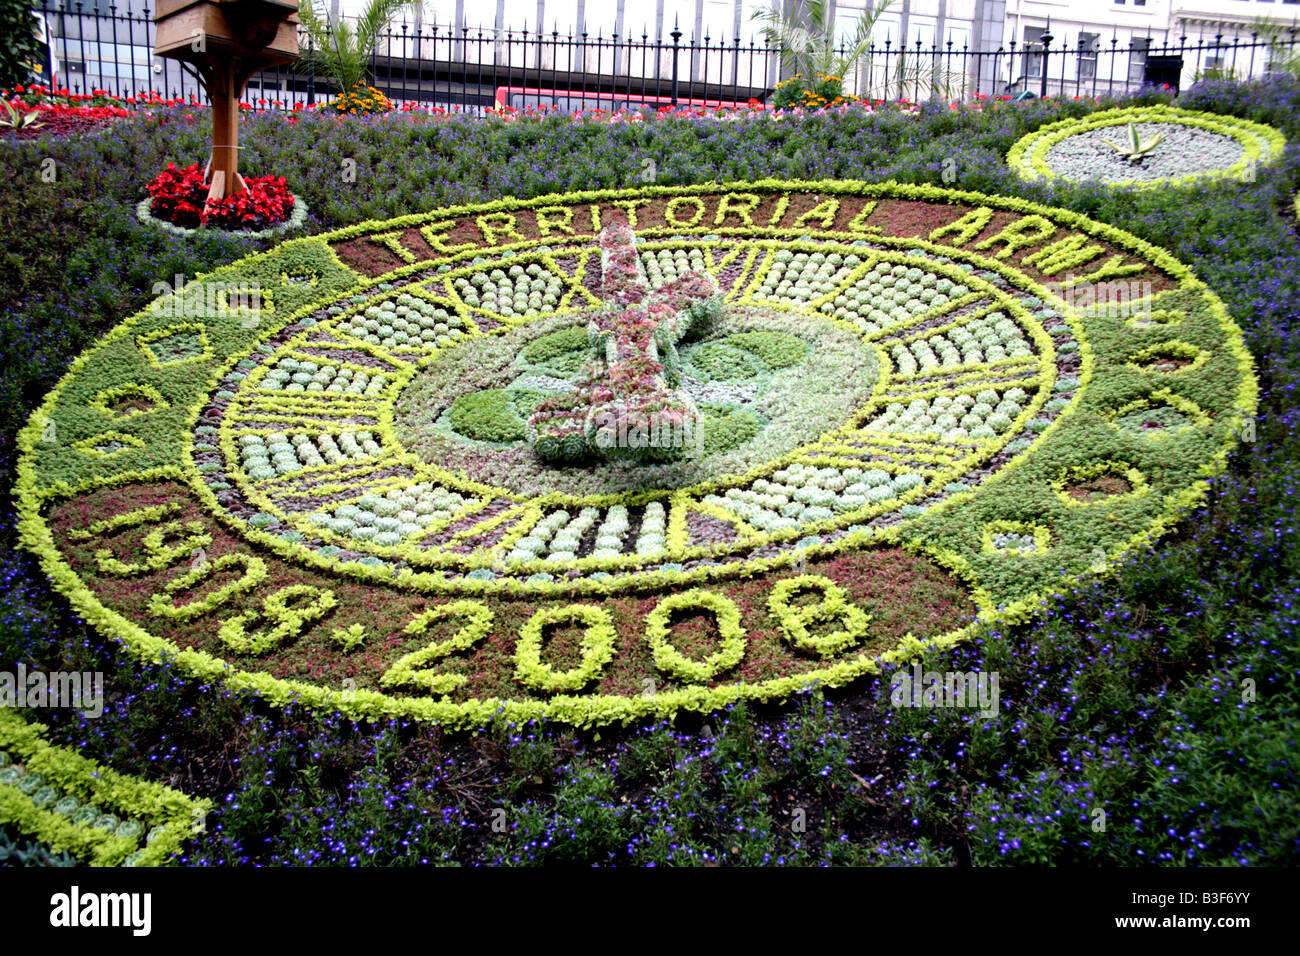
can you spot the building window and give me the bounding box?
[1024,26,1045,77]
[1079,32,1099,80]
[1134,0,1146,6]
[1205,34,1226,72]
[1128,37,1151,82]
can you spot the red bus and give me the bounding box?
[492,84,759,112]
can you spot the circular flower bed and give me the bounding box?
[137,162,307,237]
[17,180,1257,727]
[1007,104,1285,187]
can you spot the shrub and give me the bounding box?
[0,0,42,90]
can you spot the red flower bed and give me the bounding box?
[1,96,133,139]
[145,162,294,230]
[4,84,194,109]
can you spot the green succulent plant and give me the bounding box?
[1101,121,1166,162]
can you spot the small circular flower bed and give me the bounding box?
[1007,104,1285,187]
[136,162,308,237]
[18,181,1257,728]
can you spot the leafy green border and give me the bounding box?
[0,709,211,866]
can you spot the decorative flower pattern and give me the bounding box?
[15,181,1257,728]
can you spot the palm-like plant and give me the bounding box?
[297,0,421,95]
[750,0,895,80]
[1254,17,1300,79]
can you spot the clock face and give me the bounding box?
[19,181,1256,726]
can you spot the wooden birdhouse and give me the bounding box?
[153,0,300,202]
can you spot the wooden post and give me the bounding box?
[152,0,299,205]
[203,59,255,200]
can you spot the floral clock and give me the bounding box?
[1007,104,1285,188]
[17,180,1257,727]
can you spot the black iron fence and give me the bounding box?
[28,1,1300,113]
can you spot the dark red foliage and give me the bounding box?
[2,105,128,139]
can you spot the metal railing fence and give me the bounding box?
[29,2,1300,112]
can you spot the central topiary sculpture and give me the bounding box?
[526,222,723,463]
